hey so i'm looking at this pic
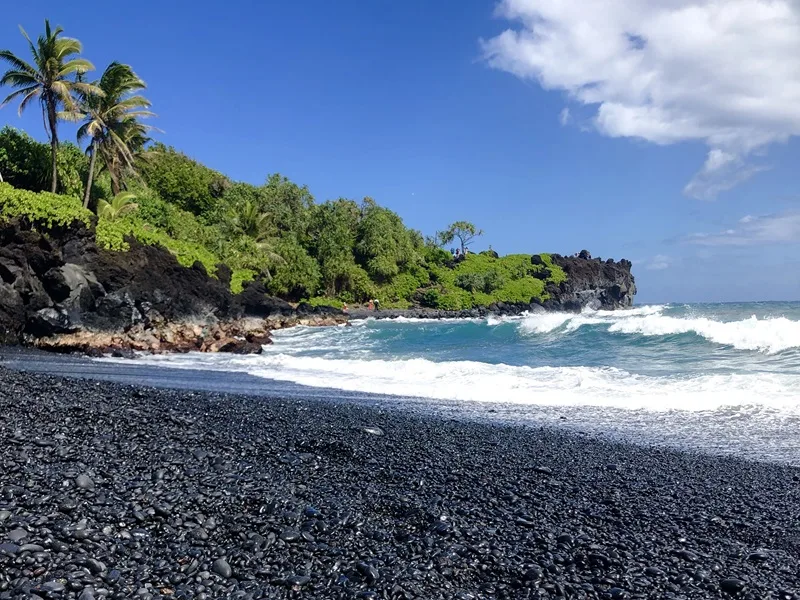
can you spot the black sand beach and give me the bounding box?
[1,366,799,600]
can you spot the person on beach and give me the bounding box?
[368,299,374,311]
[342,302,348,313]
[374,298,381,311]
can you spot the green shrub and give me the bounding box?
[539,253,567,284]
[482,269,506,293]
[340,264,376,303]
[0,127,49,192]
[230,269,257,294]
[302,296,344,309]
[0,182,92,229]
[55,143,89,199]
[268,235,321,300]
[493,278,546,304]
[96,214,219,273]
[378,272,425,304]
[139,143,227,217]
[455,272,485,293]
[0,128,88,198]
[437,289,472,311]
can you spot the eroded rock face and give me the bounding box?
[0,219,346,354]
[537,253,636,311]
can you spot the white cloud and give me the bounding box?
[645,254,672,270]
[559,107,571,125]
[481,0,800,198]
[686,212,800,246]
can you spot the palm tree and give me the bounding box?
[226,200,285,277]
[98,116,153,196]
[0,20,97,192]
[75,62,154,207]
[97,191,138,220]
[228,199,274,241]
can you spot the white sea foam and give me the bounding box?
[518,313,574,333]
[513,305,800,354]
[121,352,800,413]
[515,305,668,334]
[607,314,800,354]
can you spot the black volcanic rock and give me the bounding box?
[540,252,636,310]
[234,280,295,317]
[0,217,635,347]
[0,366,798,599]
[0,219,343,348]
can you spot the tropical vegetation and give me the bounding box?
[0,20,567,309]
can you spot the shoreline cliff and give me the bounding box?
[0,219,636,355]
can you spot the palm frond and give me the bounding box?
[97,191,138,219]
[50,80,76,110]
[116,96,152,110]
[53,36,82,61]
[18,26,40,65]
[71,81,104,97]
[0,70,38,87]
[0,85,39,111]
[58,109,85,122]
[17,87,41,115]
[0,50,37,76]
[76,121,92,143]
[58,57,94,77]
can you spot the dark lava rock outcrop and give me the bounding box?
[0,219,344,353]
[540,253,636,311]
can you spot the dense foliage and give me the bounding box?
[139,143,228,217]
[0,181,91,228]
[0,20,567,308]
[0,127,89,198]
[0,166,567,308]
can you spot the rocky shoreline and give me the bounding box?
[0,366,798,599]
[0,217,636,356]
[0,219,345,356]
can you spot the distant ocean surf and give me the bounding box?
[108,302,800,465]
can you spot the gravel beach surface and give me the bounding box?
[1,366,799,600]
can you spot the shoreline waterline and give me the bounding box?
[4,341,800,466]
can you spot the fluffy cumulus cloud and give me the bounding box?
[686,212,800,245]
[481,0,800,199]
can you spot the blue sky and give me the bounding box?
[2,0,800,303]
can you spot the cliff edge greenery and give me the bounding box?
[0,20,566,310]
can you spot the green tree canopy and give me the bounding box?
[139,143,227,217]
[0,126,87,197]
[355,197,420,281]
[309,199,360,296]
[438,220,484,254]
[267,234,321,301]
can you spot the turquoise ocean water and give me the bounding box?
[112,302,800,464]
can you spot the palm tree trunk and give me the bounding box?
[83,139,98,209]
[110,167,121,196]
[47,99,59,193]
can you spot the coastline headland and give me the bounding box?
[0,217,635,355]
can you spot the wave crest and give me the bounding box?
[515,306,800,354]
[123,352,800,413]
